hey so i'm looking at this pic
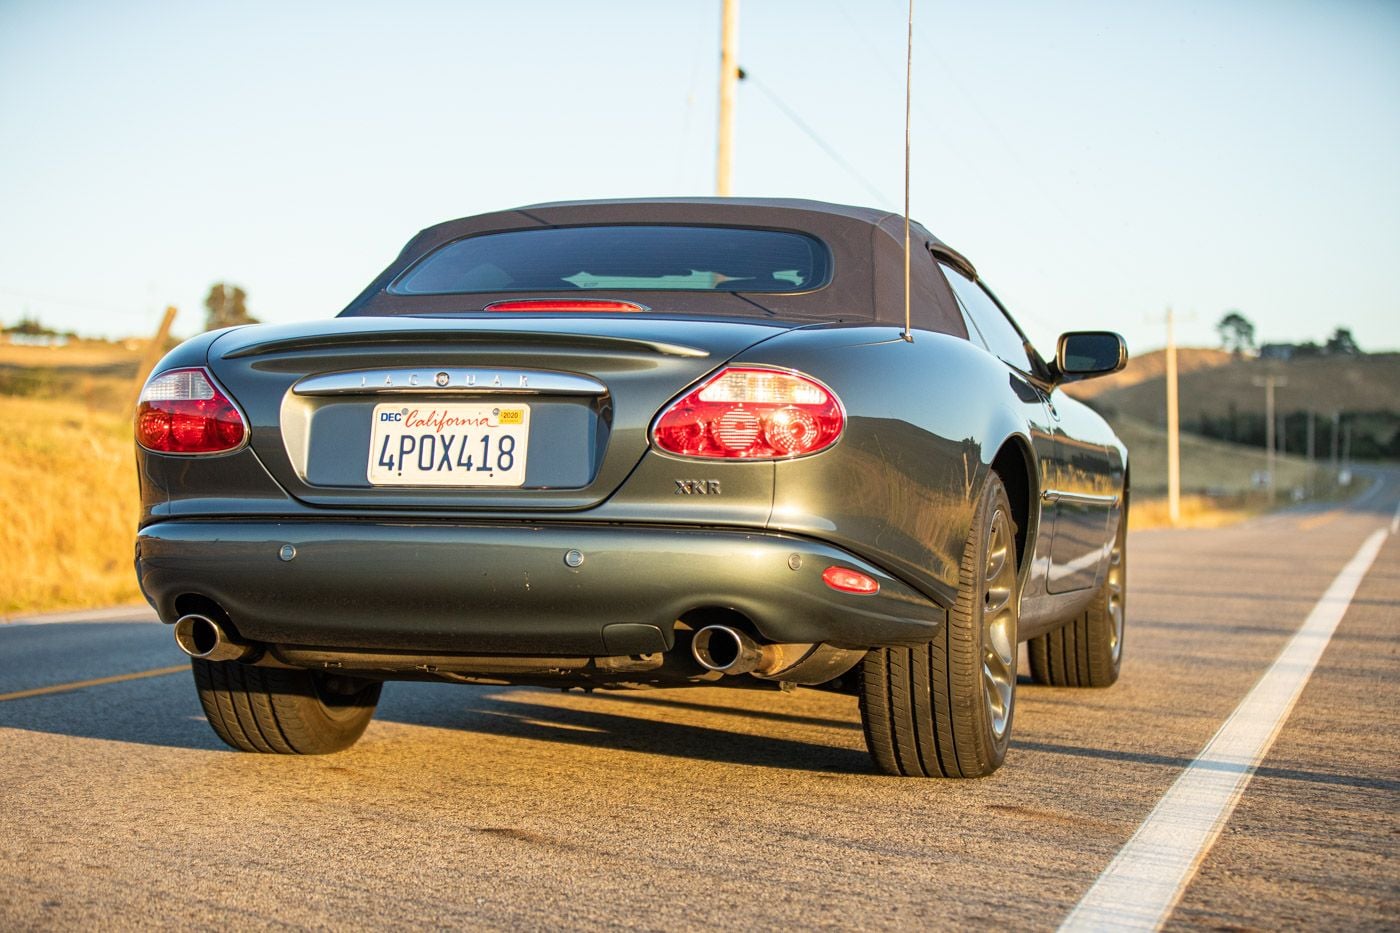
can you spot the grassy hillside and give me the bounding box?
[1066,349,1400,461]
[1065,347,1235,401]
[1066,349,1400,422]
[1112,413,1324,496]
[0,341,144,414]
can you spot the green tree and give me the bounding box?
[1215,310,1256,356]
[1325,327,1361,356]
[203,283,258,331]
[4,314,56,337]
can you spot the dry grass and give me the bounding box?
[0,396,144,616]
[1130,494,1261,530]
[0,340,144,370]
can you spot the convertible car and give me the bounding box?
[134,198,1128,778]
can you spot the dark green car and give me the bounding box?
[134,198,1129,778]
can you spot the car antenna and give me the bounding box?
[902,0,915,343]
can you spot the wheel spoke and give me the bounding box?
[979,507,1018,742]
[985,543,1008,580]
[985,584,1011,617]
[1106,526,1126,663]
[982,654,1013,738]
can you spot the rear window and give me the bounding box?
[389,225,831,295]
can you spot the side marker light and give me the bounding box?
[822,566,880,595]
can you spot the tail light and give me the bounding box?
[651,367,844,459]
[136,368,248,454]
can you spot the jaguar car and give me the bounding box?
[133,198,1129,778]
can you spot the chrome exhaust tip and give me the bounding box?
[173,613,254,662]
[691,625,768,675]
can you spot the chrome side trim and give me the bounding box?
[293,368,608,396]
[1042,489,1120,506]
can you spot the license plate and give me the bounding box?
[367,403,529,486]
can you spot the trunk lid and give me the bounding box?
[206,315,793,511]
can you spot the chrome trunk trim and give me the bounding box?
[292,368,608,396]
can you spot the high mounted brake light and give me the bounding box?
[483,299,649,313]
[651,367,844,459]
[136,367,248,454]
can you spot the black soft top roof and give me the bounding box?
[340,198,972,338]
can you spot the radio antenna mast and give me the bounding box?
[902,0,915,342]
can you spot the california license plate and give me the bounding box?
[367,403,530,486]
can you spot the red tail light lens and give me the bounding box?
[483,299,649,313]
[823,566,881,595]
[651,367,844,459]
[136,368,247,454]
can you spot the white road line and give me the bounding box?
[1059,528,1389,933]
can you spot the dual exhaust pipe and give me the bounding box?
[172,613,255,662]
[174,615,798,677]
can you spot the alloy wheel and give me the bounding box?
[982,507,1018,741]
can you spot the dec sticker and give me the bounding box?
[497,408,525,425]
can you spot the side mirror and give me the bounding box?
[1055,331,1127,382]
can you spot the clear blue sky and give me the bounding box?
[2,0,1397,354]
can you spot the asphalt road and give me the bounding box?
[3,477,1397,930]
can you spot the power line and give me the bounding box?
[742,70,898,208]
[0,286,153,318]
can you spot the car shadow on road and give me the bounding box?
[0,675,875,774]
[585,690,864,731]
[374,683,876,775]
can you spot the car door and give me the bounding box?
[936,261,1110,595]
[935,260,1058,577]
[1038,391,1116,592]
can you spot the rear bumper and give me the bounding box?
[135,520,946,655]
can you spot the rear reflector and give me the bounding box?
[651,367,844,459]
[483,299,649,313]
[136,367,247,454]
[822,566,880,595]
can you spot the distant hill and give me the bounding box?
[1064,347,1235,401]
[1065,349,1400,460]
[1065,348,1400,418]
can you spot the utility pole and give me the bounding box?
[1341,418,1353,480]
[1306,409,1316,494]
[715,0,739,196]
[1252,375,1287,504]
[1330,411,1341,471]
[130,305,178,411]
[1164,308,1181,526]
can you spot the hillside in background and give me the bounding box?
[1063,347,1235,400]
[1065,349,1400,460]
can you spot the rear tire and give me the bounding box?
[859,473,1019,778]
[1028,500,1127,688]
[191,659,381,754]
